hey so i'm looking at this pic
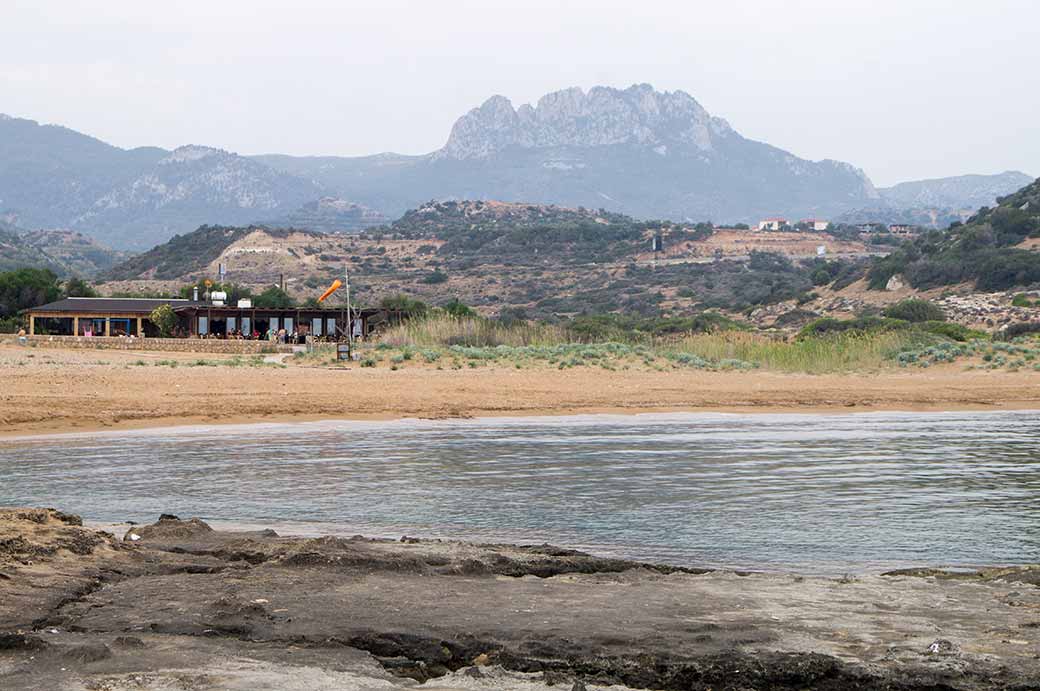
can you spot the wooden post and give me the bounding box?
[104,318,110,337]
[29,315,35,336]
[136,316,143,337]
[73,317,79,336]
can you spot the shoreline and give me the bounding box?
[3,508,1039,690]
[4,399,1040,440]
[3,343,1040,440]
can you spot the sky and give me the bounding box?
[0,0,1036,186]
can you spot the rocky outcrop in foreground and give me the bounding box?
[2,508,1039,690]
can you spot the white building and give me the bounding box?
[757,217,787,231]
[800,218,830,232]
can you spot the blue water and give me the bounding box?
[2,411,1038,573]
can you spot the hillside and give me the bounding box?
[265,196,388,233]
[0,219,123,276]
[20,230,128,277]
[0,221,63,273]
[879,171,1033,211]
[868,176,1040,291]
[102,201,875,320]
[836,171,1034,229]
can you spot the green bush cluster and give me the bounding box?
[895,337,1040,370]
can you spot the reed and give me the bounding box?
[379,315,571,348]
[668,330,924,373]
[372,315,944,373]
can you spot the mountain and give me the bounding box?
[879,171,1033,211]
[835,171,1034,229]
[868,176,1040,291]
[72,145,321,250]
[0,116,324,250]
[3,89,1032,251]
[259,84,882,224]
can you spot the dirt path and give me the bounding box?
[1,344,1038,437]
[2,508,1038,690]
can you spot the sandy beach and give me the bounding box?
[1,344,1039,437]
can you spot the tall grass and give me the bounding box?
[372,314,946,373]
[379,315,571,348]
[668,330,930,373]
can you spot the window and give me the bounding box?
[198,316,209,335]
[312,317,323,337]
[327,317,338,338]
[227,317,237,333]
[283,317,294,333]
[242,317,251,335]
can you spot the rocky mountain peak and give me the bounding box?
[438,84,734,160]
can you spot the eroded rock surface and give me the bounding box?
[2,508,1039,690]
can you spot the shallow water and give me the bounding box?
[3,411,1039,573]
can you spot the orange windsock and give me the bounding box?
[317,279,342,303]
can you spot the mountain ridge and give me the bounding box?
[1,87,1032,251]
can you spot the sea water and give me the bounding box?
[2,411,1038,573]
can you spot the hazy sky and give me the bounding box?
[1,0,1036,186]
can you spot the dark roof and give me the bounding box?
[29,297,201,314]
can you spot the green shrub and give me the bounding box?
[917,321,984,342]
[882,299,946,323]
[799,316,908,338]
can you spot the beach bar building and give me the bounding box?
[25,297,392,340]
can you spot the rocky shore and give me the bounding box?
[2,508,1039,690]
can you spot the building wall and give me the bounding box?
[0,334,295,354]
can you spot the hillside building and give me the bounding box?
[799,219,830,232]
[757,217,787,231]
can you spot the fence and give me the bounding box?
[0,334,294,354]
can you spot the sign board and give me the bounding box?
[816,245,827,257]
[337,343,352,361]
[237,299,252,308]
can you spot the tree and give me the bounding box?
[179,281,252,304]
[380,294,428,317]
[64,277,98,298]
[0,268,62,319]
[253,286,295,309]
[149,304,177,337]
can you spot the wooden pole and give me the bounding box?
[104,318,110,337]
[29,315,35,336]
[345,266,352,355]
[73,317,79,336]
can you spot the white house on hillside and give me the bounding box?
[757,217,787,231]
[800,219,830,231]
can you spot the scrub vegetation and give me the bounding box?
[345,305,1023,374]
